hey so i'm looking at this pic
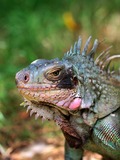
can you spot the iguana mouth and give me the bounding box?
[17,85,82,112]
[17,84,59,91]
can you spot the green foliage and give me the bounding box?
[0,0,120,143]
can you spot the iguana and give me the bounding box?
[15,36,120,160]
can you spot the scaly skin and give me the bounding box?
[15,36,120,160]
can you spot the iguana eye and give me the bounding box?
[52,70,61,77]
[45,68,63,81]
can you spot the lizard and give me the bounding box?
[15,36,120,160]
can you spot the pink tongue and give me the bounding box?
[69,98,81,110]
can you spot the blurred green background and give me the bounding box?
[0,0,120,155]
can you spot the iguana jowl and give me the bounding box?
[15,36,120,160]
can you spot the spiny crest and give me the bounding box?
[65,36,120,76]
[66,36,99,58]
[21,99,54,120]
[95,48,120,74]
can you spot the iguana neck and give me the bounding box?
[94,76,120,118]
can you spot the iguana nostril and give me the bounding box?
[24,74,29,83]
[15,71,30,84]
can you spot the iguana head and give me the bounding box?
[15,57,82,112]
[15,36,120,122]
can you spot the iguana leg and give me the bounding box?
[65,141,83,160]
